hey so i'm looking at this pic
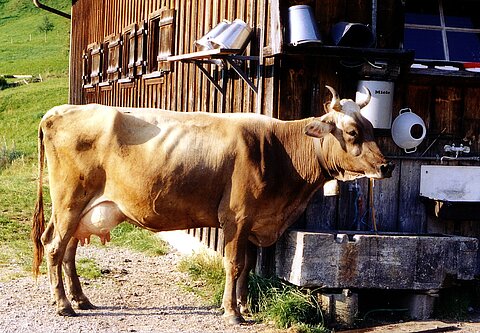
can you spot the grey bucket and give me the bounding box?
[287,5,322,46]
[331,22,375,47]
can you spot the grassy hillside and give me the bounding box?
[0,0,71,278]
[0,1,167,280]
[0,0,71,75]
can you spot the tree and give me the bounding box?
[38,16,54,42]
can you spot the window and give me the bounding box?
[90,43,102,85]
[147,8,176,74]
[106,34,122,82]
[82,43,101,88]
[135,21,148,76]
[404,0,480,63]
[123,24,137,79]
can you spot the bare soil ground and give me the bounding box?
[0,245,279,333]
[1,243,480,333]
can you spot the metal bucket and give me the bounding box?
[210,19,252,50]
[356,80,394,129]
[331,22,375,47]
[194,20,231,51]
[287,5,322,46]
[391,108,426,153]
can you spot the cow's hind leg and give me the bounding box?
[236,242,257,315]
[42,213,80,316]
[63,237,96,310]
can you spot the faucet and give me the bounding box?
[441,143,472,163]
[444,144,471,154]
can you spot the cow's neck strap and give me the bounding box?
[313,138,335,181]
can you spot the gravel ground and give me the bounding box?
[0,245,279,333]
[3,243,480,333]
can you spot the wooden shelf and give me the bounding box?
[283,45,415,64]
[166,48,242,62]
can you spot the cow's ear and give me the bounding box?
[304,120,335,138]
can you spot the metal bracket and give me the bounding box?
[224,55,258,94]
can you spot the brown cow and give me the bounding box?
[32,86,393,324]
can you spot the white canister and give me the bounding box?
[356,80,394,129]
[194,20,231,51]
[210,19,252,50]
[391,108,427,153]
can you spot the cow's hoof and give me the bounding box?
[74,299,96,310]
[57,306,77,317]
[239,304,249,315]
[223,314,245,325]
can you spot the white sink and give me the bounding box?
[420,165,480,202]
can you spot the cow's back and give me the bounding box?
[40,105,284,232]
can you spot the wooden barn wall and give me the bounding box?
[69,0,279,252]
[298,73,480,236]
[69,0,480,251]
[69,0,271,114]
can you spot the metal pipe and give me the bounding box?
[371,0,377,46]
[33,0,71,20]
[386,155,480,162]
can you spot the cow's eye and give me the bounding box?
[347,130,358,138]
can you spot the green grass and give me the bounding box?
[110,223,169,256]
[0,0,71,75]
[178,252,330,332]
[178,251,225,306]
[0,0,170,281]
[0,77,69,157]
[76,257,102,279]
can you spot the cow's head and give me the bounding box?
[304,86,394,181]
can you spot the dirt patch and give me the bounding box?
[2,244,480,333]
[0,245,278,333]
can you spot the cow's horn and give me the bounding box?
[325,85,341,112]
[357,86,371,109]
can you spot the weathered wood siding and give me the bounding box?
[69,0,480,254]
[70,0,272,114]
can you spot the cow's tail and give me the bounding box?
[31,124,45,278]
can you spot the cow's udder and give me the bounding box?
[74,201,125,246]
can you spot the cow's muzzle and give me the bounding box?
[379,161,395,178]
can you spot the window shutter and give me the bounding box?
[106,34,122,82]
[82,51,90,86]
[121,24,136,80]
[157,9,175,72]
[127,26,137,78]
[90,43,102,85]
[135,21,147,76]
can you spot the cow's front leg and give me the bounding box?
[222,225,248,325]
[62,237,96,310]
[236,242,257,315]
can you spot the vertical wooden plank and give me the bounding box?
[434,86,463,136]
[345,0,371,24]
[188,0,198,111]
[305,189,338,231]
[397,160,427,233]
[371,167,400,232]
[314,0,346,40]
[176,0,186,111]
[405,84,432,133]
[464,87,480,153]
[376,0,404,49]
